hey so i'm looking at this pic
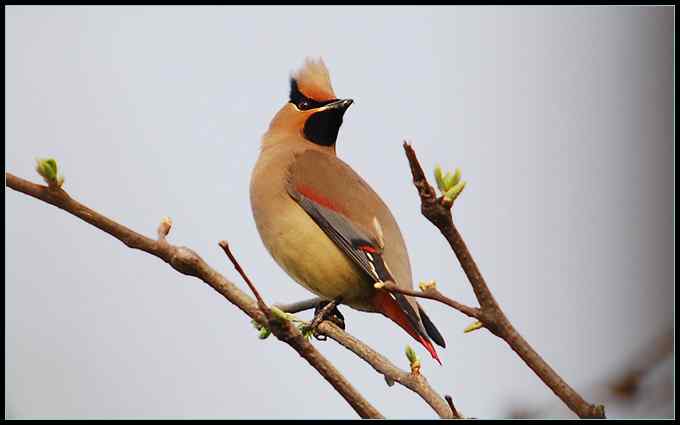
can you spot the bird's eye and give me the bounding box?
[298,100,309,110]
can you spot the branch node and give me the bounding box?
[169,246,201,277]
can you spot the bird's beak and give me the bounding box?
[321,98,354,112]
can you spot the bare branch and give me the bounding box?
[445,395,462,419]
[7,171,462,419]
[318,321,453,418]
[402,143,606,419]
[377,281,481,320]
[219,240,269,314]
[5,172,382,420]
[509,326,673,418]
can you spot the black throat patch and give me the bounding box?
[289,78,346,147]
[303,109,345,147]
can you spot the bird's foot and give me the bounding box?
[304,298,345,341]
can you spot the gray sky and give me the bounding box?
[5,6,674,419]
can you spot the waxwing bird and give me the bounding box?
[250,58,445,363]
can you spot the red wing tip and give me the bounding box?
[358,245,378,253]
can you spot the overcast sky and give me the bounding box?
[6,6,674,419]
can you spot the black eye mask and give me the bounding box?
[289,78,337,110]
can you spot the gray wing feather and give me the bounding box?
[291,190,431,341]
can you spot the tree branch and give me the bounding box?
[376,281,481,320]
[317,321,456,418]
[275,296,461,418]
[6,171,462,419]
[445,395,462,419]
[218,240,270,314]
[272,294,462,418]
[5,172,382,420]
[402,142,606,419]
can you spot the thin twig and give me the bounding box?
[402,142,606,419]
[219,240,269,313]
[445,395,462,419]
[377,281,481,320]
[5,172,382,420]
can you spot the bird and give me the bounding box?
[250,58,445,363]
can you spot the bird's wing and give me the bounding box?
[286,149,445,348]
[285,149,411,280]
[285,150,406,283]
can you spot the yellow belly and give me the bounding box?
[260,199,375,311]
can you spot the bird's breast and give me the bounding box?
[250,143,375,311]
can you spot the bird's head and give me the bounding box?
[267,58,353,148]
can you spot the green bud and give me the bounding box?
[443,172,454,190]
[270,306,293,323]
[451,168,462,187]
[258,327,272,339]
[251,319,272,339]
[35,158,57,181]
[405,345,421,375]
[297,323,314,340]
[434,165,446,192]
[418,280,437,291]
[464,320,483,333]
[444,180,466,202]
[405,345,419,364]
[35,157,64,188]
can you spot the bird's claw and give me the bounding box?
[303,298,345,340]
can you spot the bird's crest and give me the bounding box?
[291,57,336,102]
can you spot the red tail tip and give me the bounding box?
[419,335,443,365]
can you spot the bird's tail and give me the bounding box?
[372,290,442,365]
